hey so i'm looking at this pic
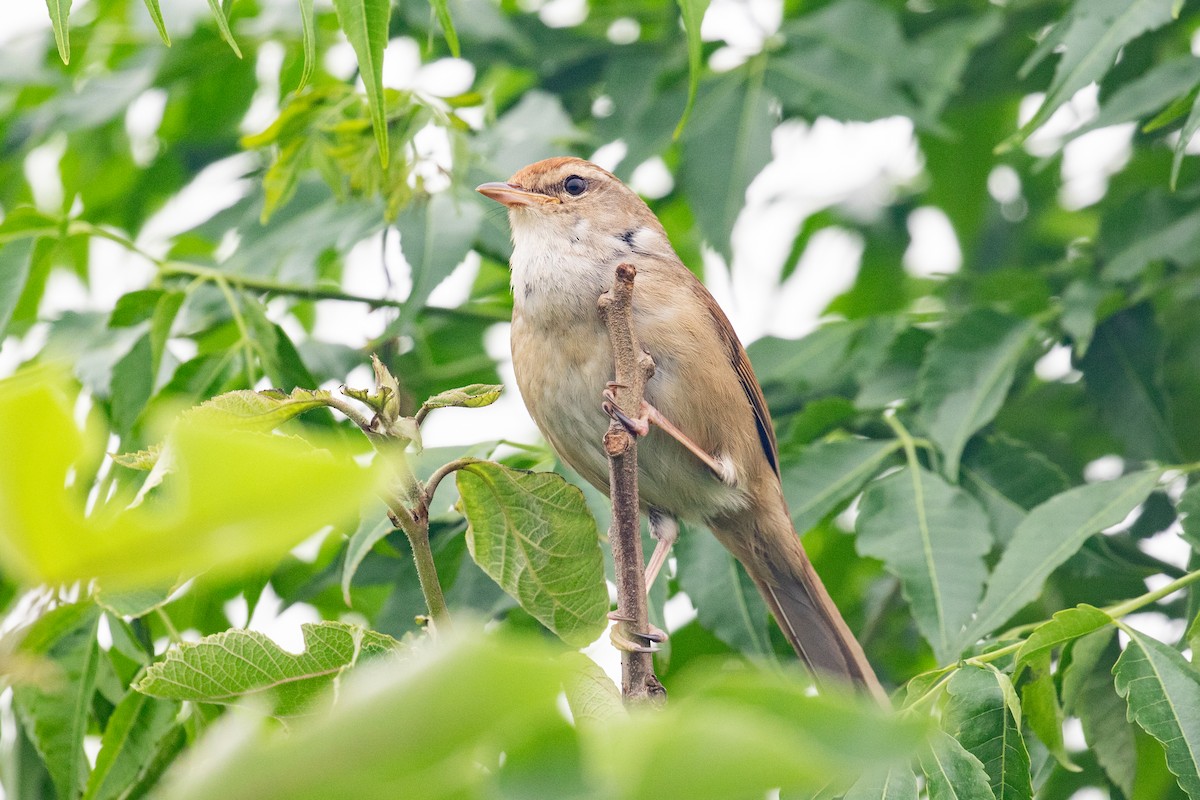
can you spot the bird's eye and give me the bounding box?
[564,175,587,196]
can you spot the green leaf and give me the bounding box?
[1113,623,1200,800]
[844,765,919,800]
[12,603,101,800]
[0,369,377,589]
[341,511,394,605]
[136,623,401,717]
[385,192,484,336]
[673,0,711,139]
[193,387,337,430]
[1014,604,1111,675]
[1100,193,1200,280]
[1173,88,1200,188]
[421,384,503,413]
[561,651,623,727]
[1181,482,1200,552]
[205,0,243,57]
[679,66,773,261]
[965,469,1163,646]
[297,0,315,90]
[961,436,1070,545]
[140,0,170,45]
[1020,652,1077,772]
[857,466,992,661]
[151,632,577,800]
[0,208,60,244]
[45,0,72,63]
[1006,0,1179,149]
[1073,56,1200,140]
[917,310,1035,482]
[674,525,772,656]
[943,666,1032,800]
[95,587,175,618]
[456,461,608,647]
[918,728,997,800]
[1063,629,1135,797]
[780,438,902,534]
[83,692,181,800]
[1079,304,1181,463]
[430,0,460,57]
[332,0,391,167]
[0,239,36,338]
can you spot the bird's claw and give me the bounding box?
[602,388,650,436]
[607,611,667,652]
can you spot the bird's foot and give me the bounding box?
[602,384,650,436]
[607,611,668,653]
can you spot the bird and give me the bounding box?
[477,157,885,700]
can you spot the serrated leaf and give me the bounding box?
[136,623,401,717]
[857,466,992,661]
[1020,652,1077,771]
[1006,0,1178,149]
[964,469,1162,646]
[332,0,391,167]
[780,438,902,534]
[111,444,160,471]
[1113,624,1200,799]
[679,67,773,261]
[1014,604,1112,675]
[45,0,72,63]
[83,692,180,800]
[944,666,1032,800]
[421,384,503,413]
[919,729,997,800]
[297,0,315,90]
[456,461,607,648]
[192,387,336,430]
[1079,304,1180,463]
[1063,629,1135,796]
[141,0,170,45]
[961,436,1069,545]
[844,765,919,800]
[917,310,1034,482]
[205,0,242,57]
[674,0,711,139]
[12,603,101,800]
[430,0,460,56]
[675,525,772,656]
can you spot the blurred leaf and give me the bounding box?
[430,0,460,57]
[152,632,577,800]
[961,436,1070,545]
[781,438,902,534]
[1113,623,1200,800]
[943,666,1032,800]
[1173,89,1200,188]
[1014,604,1111,675]
[332,0,391,166]
[421,383,503,413]
[0,209,60,243]
[1063,629,1134,795]
[965,469,1162,645]
[675,525,772,656]
[844,765,919,800]
[674,0,711,138]
[679,66,773,261]
[137,623,401,717]
[205,0,243,57]
[857,466,992,661]
[45,0,72,63]
[0,239,36,338]
[918,729,996,800]
[0,369,378,589]
[12,603,101,800]
[1100,190,1200,280]
[141,0,170,45]
[1060,280,1119,357]
[561,651,623,727]
[342,510,394,605]
[456,461,608,647]
[83,692,180,800]
[1079,304,1181,463]
[1008,0,1178,149]
[296,0,314,89]
[917,310,1035,482]
[1074,56,1200,139]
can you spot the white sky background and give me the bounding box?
[1,0,1195,759]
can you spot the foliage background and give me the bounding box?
[2,0,1200,798]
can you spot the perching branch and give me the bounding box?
[597,263,666,705]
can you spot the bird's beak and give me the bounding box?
[475,182,561,207]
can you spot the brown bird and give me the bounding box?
[478,157,884,700]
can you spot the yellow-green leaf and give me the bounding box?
[206,0,243,57]
[45,0,73,63]
[332,0,391,167]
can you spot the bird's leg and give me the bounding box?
[645,508,678,591]
[602,384,737,487]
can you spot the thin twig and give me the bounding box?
[598,263,665,704]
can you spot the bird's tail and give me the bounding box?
[709,498,888,704]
